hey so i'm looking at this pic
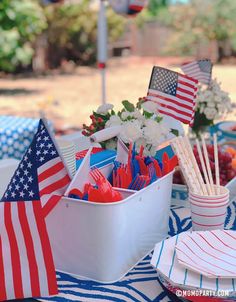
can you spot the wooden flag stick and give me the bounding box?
[213,133,220,194]
[201,134,215,194]
[195,139,212,195]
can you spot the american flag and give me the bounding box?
[0,119,71,300]
[181,59,212,85]
[146,66,198,125]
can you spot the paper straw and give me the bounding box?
[183,136,207,195]
[196,139,212,195]
[179,137,203,195]
[171,138,196,193]
[213,134,220,194]
[201,135,215,194]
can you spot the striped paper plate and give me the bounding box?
[151,232,236,296]
[176,230,236,278]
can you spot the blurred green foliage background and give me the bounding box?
[1,0,236,73]
[0,0,125,72]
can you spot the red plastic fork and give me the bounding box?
[135,155,148,175]
[162,152,170,176]
[90,168,122,202]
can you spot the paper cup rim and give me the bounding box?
[189,186,229,199]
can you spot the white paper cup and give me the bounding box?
[189,186,229,231]
[57,139,76,177]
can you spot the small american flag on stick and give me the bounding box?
[0,119,71,300]
[181,59,212,85]
[146,66,198,125]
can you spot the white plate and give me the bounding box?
[151,232,236,293]
[176,230,236,278]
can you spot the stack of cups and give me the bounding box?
[57,139,76,177]
[189,185,229,231]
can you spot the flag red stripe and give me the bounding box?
[147,92,193,111]
[182,65,200,72]
[155,102,192,118]
[0,238,7,300]
[33,201,58,295]
[42,195,62,218]
[156,108,190,124]
[182,73,198,83]
[38,162,64,183]
[40,175,71,196]
[17,202,41,297]
[4,202,24,299]
[178,79,196,90]
[148,89,193,105]
[176,91,195,103]
[177,86,195,97]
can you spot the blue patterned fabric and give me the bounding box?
[0,116,39,160]
[37,202,236,302]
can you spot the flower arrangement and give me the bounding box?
[192,79,233,136]
[82,99,178,156]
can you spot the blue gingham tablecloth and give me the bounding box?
[37,202,236,302]
[0,116,39,160]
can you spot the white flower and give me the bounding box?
[105,115,122,128]
[133,109,143,120]
[121,109,144,122]
[96,103,114,114]
[142,101,157,113]
[204,108,217,120]
[143,119,168,146]
[120,120,142,143]
[207,102,215,108]
[121,111,130,120]
[195,78,232,121]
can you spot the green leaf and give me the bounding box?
[122,100,135,112]
[143,110,154,119]
[170,128,179,136]
[136,98,145,109]
[93,111,107,119]
[155,116,163,123]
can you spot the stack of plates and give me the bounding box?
[57,139,76,177]
[151,230,236,301]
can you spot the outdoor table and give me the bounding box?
[35,201,236,302]
[0,116,39,160]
